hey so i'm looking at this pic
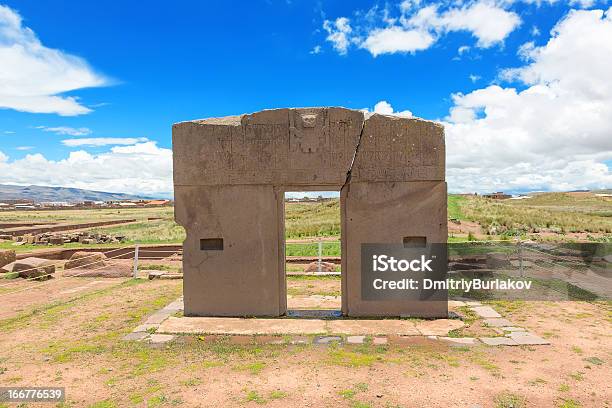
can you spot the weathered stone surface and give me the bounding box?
[0,249,16,269]
[173,107,446,318]
[65,251,107,270]
[11,257,55,279]
[372,337,388,345]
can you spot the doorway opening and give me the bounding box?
[283,190,341,317]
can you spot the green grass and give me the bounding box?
[284,200,340,239]
[448,194,467,219]
[286,241,340,257]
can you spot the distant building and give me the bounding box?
[483,192,512,200]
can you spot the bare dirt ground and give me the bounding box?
[0,276,609,408]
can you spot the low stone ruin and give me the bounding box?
[8,231,126,246]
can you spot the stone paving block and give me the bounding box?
[465,301,482,306]
[508,332,550,345]
[471,306,501,318]
[502,326,526,332]
[372,337,388,345]
[149,334,175,344]
[164,299,184,312]
[313,336,342,345]
[439,337,479,345]
[133,323,158,333]
[483,318,513,327]
[480,337,518,346]
[448,300,466,308]
[146,311,173,325]
[123,332,149,341]
[346,335,366,344]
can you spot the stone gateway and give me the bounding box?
[172,107,447,318]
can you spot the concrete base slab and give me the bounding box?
[158,316,327,335]
[156,315,463,337]
[372,337,388,345]
[328,319,420,336]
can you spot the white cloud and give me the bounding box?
[458,45,470,55]
[569,0,596,8]
[15,146,33,150]
[37,126,92,136]
[61,137,149,147]
[324,1,521,56]
[469,74,481,82]
[371,100,413,117]
[0,141,172,195]
[310,45,322,54]
[444,8,612,193]
[361,26,435,56]
[0,5,108,116]
[323,17,353,55]
[3,130,15,134]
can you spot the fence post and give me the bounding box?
[318,240,323,273]
[133,245,140,278]
[518,239,524,277]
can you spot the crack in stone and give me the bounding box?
[343,112,367,189]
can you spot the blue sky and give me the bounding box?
[0,0,610,196]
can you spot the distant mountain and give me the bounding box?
[0,184,156,203]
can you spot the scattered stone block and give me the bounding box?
[471,306,501,318]
[11,257,55,280]
[65,251,107,269]
[346,335,366,344]
[480,337,518,346]
[483,318,513,327]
